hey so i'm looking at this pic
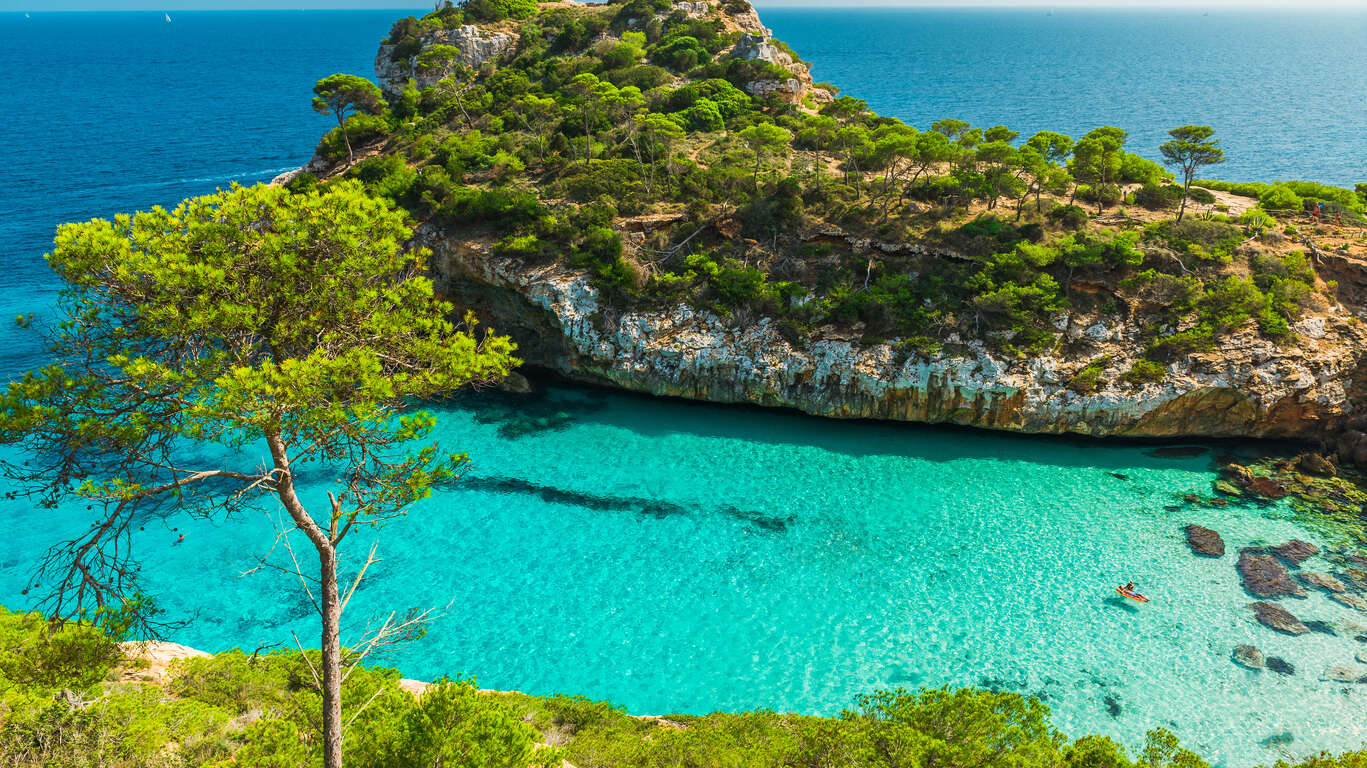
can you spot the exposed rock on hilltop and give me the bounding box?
[376,24,516,98]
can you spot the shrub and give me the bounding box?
[558,159,645,202]
[1146,325,1215,361]
[1047,204,1089,231]
[680,98,725,132]
[1146,218,1242,259]
[1068,355,1112,394]
[461,0,539,22]
[316,113,391,162]
[1133,184,1184,211]
[651,35,710,71]
[283,172,319,195]
[1123,359,1166,385]
[1258,184,1303,213]
[1118,152,1167,185]
[1123,269,1202,313]
[0,608,123,693]
[438,186,545,227]
[1201,275,1268,330]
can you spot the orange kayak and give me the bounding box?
[1117,586,1150,603]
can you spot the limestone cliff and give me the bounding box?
[427,226,1367,440]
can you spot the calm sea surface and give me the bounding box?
[2,9,1366,766]
[763,7,1367,187]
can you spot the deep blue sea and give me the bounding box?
[762,7,1367,187]
[3,9,1367,766]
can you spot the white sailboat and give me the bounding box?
[165,12,172,22]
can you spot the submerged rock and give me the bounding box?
[1305,620,1338,636]
[1251,602,1310,635]
[1336,593,1367,611]
[1233,644,1265,670]
[1239,551,1307,598]
[1299,572,1347,594]
[1248,476,1290,499]
[1272,540,1320,566]
[1262,731,1296,748]
[1267,656,1296,675]
[1320,664,1366,683]
[1185,525,1225,557]
[1296,453,1337,477]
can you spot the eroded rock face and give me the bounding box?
[1185,525,1225,557]
[1273,540,1320,566]
[376,25,517,98]
[1251,602,1310,635]
[729,33,812,103]
[1233,644,1265,670]
[1238,551,1307,598]
[428,240,1367,440]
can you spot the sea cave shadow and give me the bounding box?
[441,373,1296,475]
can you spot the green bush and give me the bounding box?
[461,0,539,22]
[316,113,391,163]
[1258,183,1303,213]
[1146,218,1242,260]
[1146,325,1215,361]
[680,97,725,132]
[1122,359,1166,385]
[1118,152,1167,185]
[1068,355,1111,394]
[1047,204,1089,231]
[1133,184,1184,211]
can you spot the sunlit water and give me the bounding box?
[1,10,1366,768]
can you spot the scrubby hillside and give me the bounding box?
[282,0,1367,443]
[3,606,1364,768]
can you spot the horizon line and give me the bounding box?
[8,2,1367,12]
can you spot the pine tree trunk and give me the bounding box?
[339,113,354,168]
[265,432,345,768]
[319,545,343,768]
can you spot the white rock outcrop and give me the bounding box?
[428,231,1366,439]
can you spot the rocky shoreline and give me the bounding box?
[429,230,1367,442]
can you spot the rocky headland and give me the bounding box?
[283,0,1367,456]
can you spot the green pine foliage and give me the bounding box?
[306,0,1335,362]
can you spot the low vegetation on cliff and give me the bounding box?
[2,606,1363,768]
[290,0,1366,379]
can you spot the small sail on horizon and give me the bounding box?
[165,12,172,22]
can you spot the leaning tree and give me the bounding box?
[0,180,517,768]
[1160,125,1225,222]
[313,74,387,167]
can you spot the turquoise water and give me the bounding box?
[2,9,1367,767]
[5,385,1365,766]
